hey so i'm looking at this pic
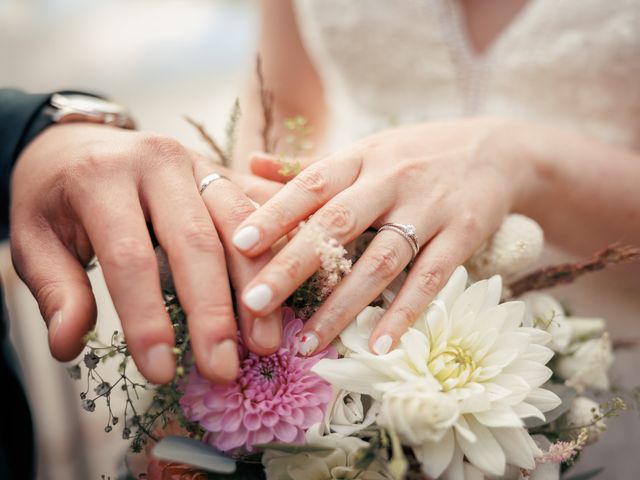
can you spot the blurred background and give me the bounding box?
[1,1,639,479]
[0,0,258,478]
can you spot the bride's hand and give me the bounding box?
[10,123,283,384]
[231,118,537,355]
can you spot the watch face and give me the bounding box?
[51,93,125,115]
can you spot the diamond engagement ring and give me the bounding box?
[199,173,229,195]
[377,223,420,261]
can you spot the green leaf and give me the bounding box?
[252,442,335,455]
[153,436,236,474]
[563,467,604,480]
[526,383,577,428]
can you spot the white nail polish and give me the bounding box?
[244,284,273,311]
[233,226,260,251]
[372,335,393,355]
[298,332,319,356]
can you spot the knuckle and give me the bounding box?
[364,242,404,280]
[137,133,187,166]
[391,305,418,329]
[263,201,295,230]
[392,159,423,182]
[315,203,356,238]
[276,253,302,280]
[413,267,445,300]
[181,221,221,253]
[224,199,255,221]
[33,279,64,311]
[460,213,481,235]
[101,237,155,271]
[293,168,327,196]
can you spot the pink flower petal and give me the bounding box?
[273,421,298,443]
[243,412,262,431]
[262,411,278,427]
[214,429,248,452]
[221,409,243,432]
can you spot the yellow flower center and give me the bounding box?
[429,340,478,391]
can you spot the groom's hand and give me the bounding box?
[10,123,283,384]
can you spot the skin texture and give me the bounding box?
[10,123,284,384]
[232,0,640,356]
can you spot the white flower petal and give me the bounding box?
[456,415,506,477]
[451,280,489,333]
[525,388,562,413]
[519,327,552,346]
[441,444,465,480]
[473,407,523,428]
[435,265,468,311]
[415,428,455,478]
[480,275,502,312]
[312,358,386,397]
[399,328,429,374]
[340,307,384,354]
[454,416,477,443]
[492,427,537,470]
[491,374,531,405]
[504,360,552,389]
[520,344,555,364]
[513,402,545,421]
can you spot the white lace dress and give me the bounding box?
[293,0,640,477]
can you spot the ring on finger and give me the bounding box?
[377,223,420,261]
[199,172,230,195]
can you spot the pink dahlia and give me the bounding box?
[179,308,336,452]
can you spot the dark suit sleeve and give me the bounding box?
[0,89,53,240]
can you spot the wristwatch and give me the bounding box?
[19,92,136,155]
[45,92,136,129]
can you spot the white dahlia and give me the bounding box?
[313,266,561,479]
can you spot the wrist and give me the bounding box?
[490,119,552,216]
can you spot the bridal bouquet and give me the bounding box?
[77,61,638,480]
[77,213,638,480]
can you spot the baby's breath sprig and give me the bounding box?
[70,292,201,452]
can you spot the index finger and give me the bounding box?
[231,155,362,256]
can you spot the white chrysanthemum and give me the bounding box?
[556,334,613,392]
[313,267,561,479]
[520,292,572,353]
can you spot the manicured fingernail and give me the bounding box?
[372,335,393,355]
[209,339,239,382]
[48,310,63,350]
[145,344,175,380]
[252,317,281,350]
[298,332,319,356]
[243,284,273,311]
[233,226,260,251]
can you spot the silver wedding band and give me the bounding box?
[377,223,420,261]
[199,173,230,195]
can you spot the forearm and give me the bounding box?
[511,121,640,255]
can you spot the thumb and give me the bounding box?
[249,151,317,183]
[11,225,97,361]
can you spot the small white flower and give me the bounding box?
[520,292,572,353]
[377,379,459,445]
[561,397,606,445]
[262,424,392,480]
[566,316,605,343]
[324,390,380,436]
[557,334,613,392]
[313,267,560,479]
